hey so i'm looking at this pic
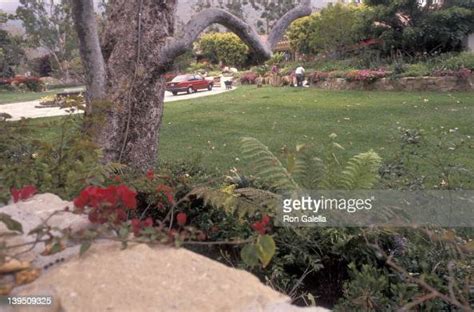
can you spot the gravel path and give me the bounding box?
[0,86,234,121]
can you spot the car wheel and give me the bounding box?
[208,84,213,91]
[172,91,178,96]
[187,86,194,94]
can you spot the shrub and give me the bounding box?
[29,55,53,77]
[6,76,44,92]
[400,63,430,77]
[334,228,473,311]
[240,72,258,85]
[432,68,472,79]
[0,77,14,91]
[308,71,329,83]
[196,32,249,67]
[252,65,268,77]
[187,61,220,74]
[74,184,137,224]
[436,52,474,71]
[266,52,285,65]
[187,137,472,309]
[345,69,386,82]
[0,113,119,203]
[328,70,347,78]
[39,95,56,106]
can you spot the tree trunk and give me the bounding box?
[97,0,177,170]
[71,0,310,171]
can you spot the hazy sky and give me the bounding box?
[0,0,20,13]
[1,0,329,14]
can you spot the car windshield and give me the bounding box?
[171,75,188,82]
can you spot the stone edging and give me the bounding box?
[310,75,473,92]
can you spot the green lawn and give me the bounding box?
[159,87,474,172]
[19,87,474,175]
[0,86,84,104]
[0,89,60,104]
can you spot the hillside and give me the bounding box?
[2,0,329,35]
[176,0,330,33]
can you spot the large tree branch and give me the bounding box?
[159,0,312,70]
[268,0,312,49]
[159,8,271,69]
[71,0,106,104]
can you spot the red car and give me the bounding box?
[166,74,213,95]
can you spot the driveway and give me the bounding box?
[0,86,234,121]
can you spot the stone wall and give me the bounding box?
[310,75,473,92]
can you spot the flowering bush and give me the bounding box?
[328,70,347,78]
[10,185,37,203]
[39,95,56,106]
[156,183,175,207]
[73,184,137,224]
[308,71,329,83]
[130,217,153,235]
[240,72,258,85]
[432,68,471,79]
[2,76,45,92]
[345,69,386,82]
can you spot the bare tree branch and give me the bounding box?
[399,292,438,311]
[71,0,106,105]
[268,0,312,49]
[159,8,271,69]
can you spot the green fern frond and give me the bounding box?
[241,137,300,193]
[190,185,280,219]
[292,152,325,189]
[338,150,382,190]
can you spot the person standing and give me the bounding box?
[295,65,305,87]
[271,64,279,86]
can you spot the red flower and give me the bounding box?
[251,222,266,235]
[176,212,187,226]
[130,217,153,236]
[251,215,271,235]
[116,184,137,209]
[73,184,137,225]
[113,175,122,183]
[74,186,98,209]
[98,186,118,207]
[11,185,37,203]
[146,169,155,181]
